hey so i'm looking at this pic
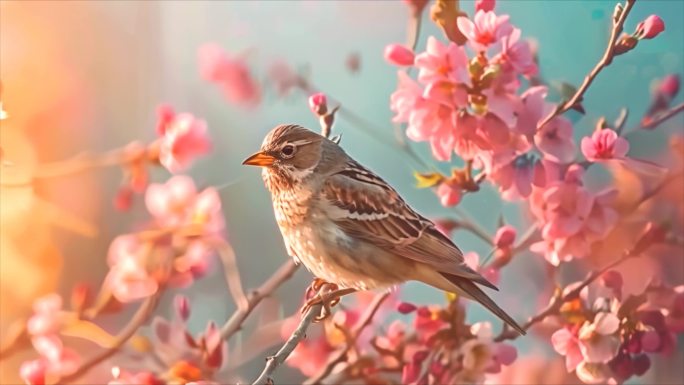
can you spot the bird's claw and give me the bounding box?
[301,280,351,322]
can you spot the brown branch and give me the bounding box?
[53,293,160,384]
[304,291,391,385]
[220,260,300,340]
[536,0,636,130]
[251,302,323,385]
[640,101,684,130]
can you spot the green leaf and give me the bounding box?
[414,172,445,189]
[61,319,116,348]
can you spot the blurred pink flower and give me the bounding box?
[384,44,415,66]
[308,92,328,116]
[109,369,165,385]
[281,316,334,376]
[494,225,517,248]
[106,235,159,302]
[414,305,448,343]
[493,28,537,76]
[535,116,576,163]
[457,11,513,52]
[267,59,299,97]
[436,181,462,207]
[156,106,211,173]
[581,129,629,162]
[635,15,665,39]
[27,294,63,336]
[514,86,551,137]
[415,36,470,85]
[31,335,80,376]
[464,251,500,285]
[20,360,47,385]
[657,74,680,99]
[551,326,583,371]
[461,322,517,377]
[145,176,224,234]
[198,43,261,107]
[488,153,546,200]
[578,312,621,364]
[475,0,496,12]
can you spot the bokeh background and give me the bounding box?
[1,0,683,384]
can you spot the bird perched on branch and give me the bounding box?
[243,124,525,335]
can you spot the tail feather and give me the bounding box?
[442,273,526,336]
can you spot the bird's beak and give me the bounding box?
[242,151,276,167]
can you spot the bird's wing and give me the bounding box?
[322,161,496,289]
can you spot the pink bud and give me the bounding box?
[174,295,191,321]
[155,104,175,135]
[383,44,415,66]
[308,92,328,116]
[494,225,517,249]
[436,182,462,207]
[475,0,495,12]
[601,270,623,291]
[641,330,661,352]
[20,360,47,385]
[636,15,665,40]
[658,74,680,99]
[397,302,418,314]
[114,186,134,211]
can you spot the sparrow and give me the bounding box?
[243,124,525,335]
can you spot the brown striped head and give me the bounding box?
[243,124,331,188]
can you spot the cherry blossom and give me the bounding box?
[384,44,415,66]
[457,11,513,52]
[635,15,665,40]
[198,43,261,107]
[20,360,47,385]
[155,106,211,173]
[581,129,629,162]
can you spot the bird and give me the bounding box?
[242,124,525,335]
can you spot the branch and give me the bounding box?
[304,291,391,385]
[494,241,644,342]
[640,101,684,130]
[251,303,322,385]
[220,260,299,340]
[53,293,160,384]
[536,0,636,130]
[212,238,250,313]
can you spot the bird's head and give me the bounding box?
[243,124,336,186]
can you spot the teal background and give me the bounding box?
[3,1,682,383]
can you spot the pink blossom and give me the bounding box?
[493,28,537,76]
[156,107,212,173]
[198,43,261,106]
[384,44,415,66]
[457,11,513,52]
[308,92,328,116]
[494,225,517,248]
[635,15,665,39]
[515,86,551,137]
[581,129,629,162]
[460,322,517,376]
[27,294,63,336]
[414,306,448,342]
[267,59,299,97]
[535,116,576,163]
[578,312,621,363]
[475,0,496,12]
[657,74,680,99]
[414,36,470,85]
[551,326,584,371]
[109,369,165,385]
[488,153,546,200]
[281,316,334,376]
[145,176,224,234]
[105,235,159,302]
[31,335,80,376]
[20,360,47,385]
[436,181,462,207]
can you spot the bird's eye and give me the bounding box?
[280,144,296,158]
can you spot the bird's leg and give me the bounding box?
[301,283,357,322]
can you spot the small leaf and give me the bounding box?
[414,171,445,188]
[61,319,116,348]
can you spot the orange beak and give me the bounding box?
[242,151,276,167]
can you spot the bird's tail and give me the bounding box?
[441,273,526,336]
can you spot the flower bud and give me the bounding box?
[308,92,328,116]
[174,295,191,322]
[397,302,418,314]
[114,186,134,211]
[635,15,665,40]
[600,270,623,291]
[383,44,415,66]
[20,360,47,385]
[475,0,495,12]
[494,225,517,249]
[658,74,680,100]
[614,34,638,56]
[436,182,462,207]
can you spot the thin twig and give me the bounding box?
[304,291,391,385]
[640,101,684,130]
[221,260,300,340]
[453,207,494,246]
[53,294,160,384]
[494,242,644,342]
[536,0,636,130]
[212,238,250,313]
[251,303,323,385]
